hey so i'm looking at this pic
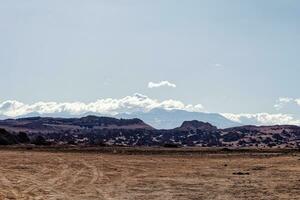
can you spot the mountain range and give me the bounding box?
[117,108,240,129]
[0,109,240,129]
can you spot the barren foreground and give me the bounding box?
[0,149,299,200]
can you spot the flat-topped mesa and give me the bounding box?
[73,115,155,130]
[76,115,148,127]
[0,115,155,131]
[178,120,218,131]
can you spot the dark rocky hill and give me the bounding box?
[177,120,218,131]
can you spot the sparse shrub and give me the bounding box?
[17,132,30,143]
[67,140,76,145]
[163,143,180,148]
[0,128,18,145]
[32,135,49,146]
[222,132,241,142]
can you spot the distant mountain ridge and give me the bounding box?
[117,108,241,129]
[1,108,241,129]
[0,115,299,148]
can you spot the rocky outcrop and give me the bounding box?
[178,120,218,131]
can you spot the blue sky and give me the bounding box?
[1,1,300,124]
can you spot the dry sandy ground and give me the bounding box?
[0,150,299,200]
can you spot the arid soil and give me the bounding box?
[0,149,299,200]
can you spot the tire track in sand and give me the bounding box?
[0,175,19,199]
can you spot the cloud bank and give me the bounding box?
[274,97,300,110]
[1,94,300,126]
[221,113,300,126]
[148,81,176,88]
[0,93,203,117]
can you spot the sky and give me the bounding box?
[1,0,300,125]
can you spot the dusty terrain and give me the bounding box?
[0,149,299,200]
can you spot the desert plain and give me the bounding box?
[0,148,299,200]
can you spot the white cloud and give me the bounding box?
[148,81,176,89]
[221,113,300,126]
[214,63,224,67]
[0,93,204,117]
[274,97,295,110]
